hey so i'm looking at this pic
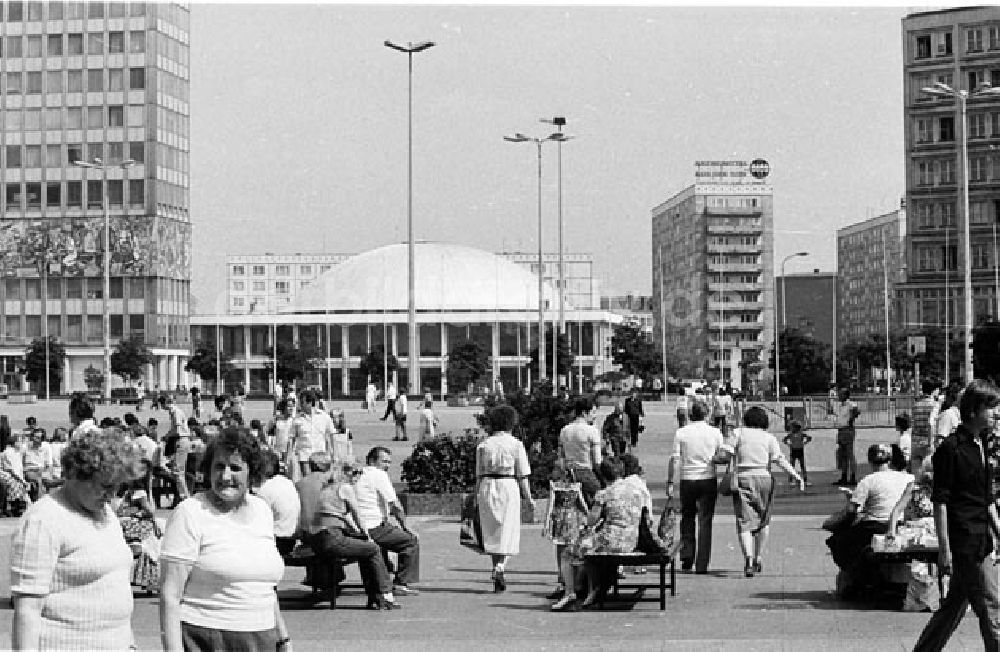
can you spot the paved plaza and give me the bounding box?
[0,398,990,649]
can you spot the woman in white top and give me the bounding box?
[723,407,804,578]
[476,405,533,593]
[159,427,290,652]
[11,428,144,650]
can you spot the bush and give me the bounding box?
[400,430,482,494]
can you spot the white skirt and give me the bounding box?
[478,477,521,556]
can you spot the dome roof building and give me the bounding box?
[191,242,621,398]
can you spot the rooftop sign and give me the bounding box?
[695,159,769,183]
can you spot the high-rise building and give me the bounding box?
[898,7,1000,380]
[837,208,907,345]
[227,253,352,315]
[651,160,775,391]
[0,2,191,392]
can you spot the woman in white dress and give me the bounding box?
[476,405,533,593]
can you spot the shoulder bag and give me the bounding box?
[718,435,740,497]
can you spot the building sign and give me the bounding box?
[694,159,769,184]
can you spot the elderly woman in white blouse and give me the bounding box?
[11,428,144,650]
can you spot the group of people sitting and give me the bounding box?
[0,419,69,516]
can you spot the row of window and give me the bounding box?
[3,275,145,300]
[232,281,293,295]
[4,141,144,167]
[231,264,334,277]
[3,313,147,342]
[707,236,759,246]
[915,243,995,272]
[916,112,1000,143]
[5,105,144,133]
[4,179,144,210]
[0,30,146,58]
[913,70,1000,103]
[2,2,147,22]
[707,255,760,265]
[4,67,145,94]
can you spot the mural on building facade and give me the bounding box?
[0,216,191,279]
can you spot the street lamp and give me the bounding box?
[74,156,135,402]
[540,117,574,387]
[921,81,1000,382]
[385,39,435,397]
[505,131,559,389]
[775,251,809,401]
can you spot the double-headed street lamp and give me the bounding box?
[540,117,574,387]
[505,132,560,389]
[74,157,135,402]
[385,39,435,397]
[921,81,1000,382]
[775,251,808,401]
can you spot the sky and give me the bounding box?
[189,3,911,313]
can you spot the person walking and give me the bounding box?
[366,381,379,415]
[675,387,690,428]
[380,382,398,421]
[393,392,409,441]
[913,380,1000,651]
[623,388,645,448]
[475,405,533,593]
[600,402,629,457]
[666,398,725,574]
[558,396,603,507]
[911,379,938,473]
[724,407,805,577]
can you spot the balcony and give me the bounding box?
[704,206,763,216]
[706,243,760,254]
[708,320,763,331]
[707,300,764,311]
[706,222,763,235]
[708,282,761,292]
[707,262,761,274]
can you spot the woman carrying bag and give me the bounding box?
[720,407,804,577]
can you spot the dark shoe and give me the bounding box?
[401,436,409,441]
[744,559,755,578]
[694,569,708,575]
[367,597,401,610]
[680,561,694,572]
[493,569,506,593]
[545,586,566,600]
[753,559,763,574]
[832,478,848,486]
[392,436,400,441]
[393,584,419,597]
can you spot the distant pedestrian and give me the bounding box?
[419,400,438,441]
[895,413,912,468]
[600,402,629,457]
[910,379,937,473]
[136,379,145,412]
[833,388,860,486]
[623,388,645,448]
[675,387,689,428]
[366,381,378,415]
[393,393,409,441]
[782,420,812,486]
[913,380,1000,651]
[189,386,201,421]
[381,382,398,421]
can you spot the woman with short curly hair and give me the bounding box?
[11,428,144,650]
[159,426,290,651]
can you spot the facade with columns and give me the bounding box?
[190,243,622,398]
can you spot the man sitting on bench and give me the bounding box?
[296,452,399,610]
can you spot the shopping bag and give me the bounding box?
[657,499,676,548]
[459,493,484,554]
[636,505,669,553]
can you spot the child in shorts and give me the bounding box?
[782,420,812,486]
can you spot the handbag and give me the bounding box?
[718,436,740,497]
[657,499,676,548]
[459,492,484,553]
[822,502,857,533]
[636,505,669,553]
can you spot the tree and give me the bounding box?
[265,341,323,386]
[973,321,1000,384]
[528,331,575,380]
[768,327,831,394]
[360,345,399,387]
[446,339,491,394]
[84,365,104,393]
[23,336,66,395]
[111,335,154,385]
[610,322,661,378]
[185,346,239,389]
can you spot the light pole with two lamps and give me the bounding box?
[505,131,559,389]
[775,251,808,403]
[920,80,1000,382]
[74,157,135,402]
[385,39,435,397]
[540,117,573,388]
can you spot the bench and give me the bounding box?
[283,545,364,609]
[585,541,681,611]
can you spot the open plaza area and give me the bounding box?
[0,398,992,649]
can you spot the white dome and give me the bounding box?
[282,242,566,314]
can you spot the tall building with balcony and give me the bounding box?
[898,7,1000,381]
[837,208,907,345]
[0,2,191,392]
[651,160,775,391]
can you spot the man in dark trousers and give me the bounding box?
[623,387,645,448]
[914,379,1000,651]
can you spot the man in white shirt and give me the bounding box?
[289,389,338,478]
[666,399,725,573]
[354,446,420,596]
[68,393,101,441]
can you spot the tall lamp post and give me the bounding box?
[921,81,1000,382]
[540,117,573,387]
[385,39,435,397]
[775,251,808,402]
[74,157,134,402]
[505,131,559,389]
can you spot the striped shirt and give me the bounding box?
[10,494,134,650]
